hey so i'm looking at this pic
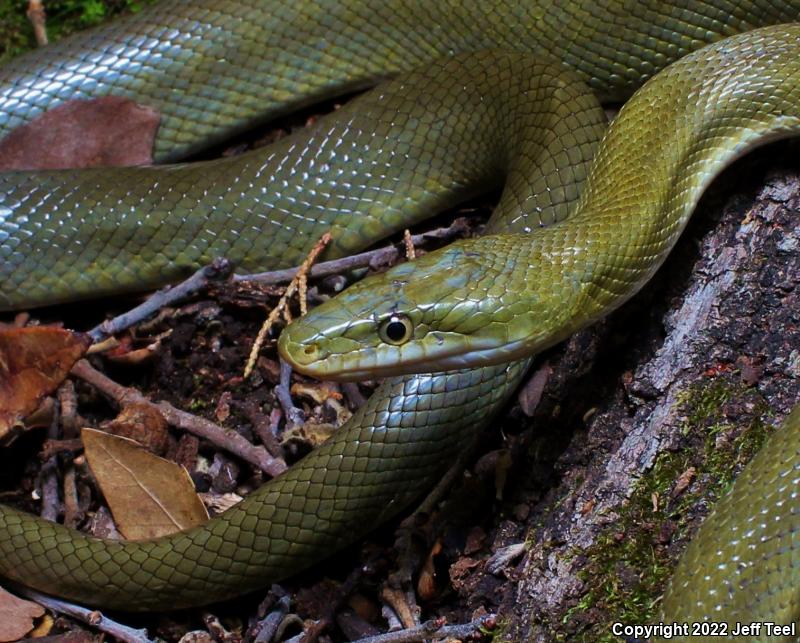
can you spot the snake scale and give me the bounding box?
[0,0,799,633]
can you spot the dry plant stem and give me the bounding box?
[26,0,48,46]
[275,359,305,427]
[88,259,233,342]
[253,594,292,643]
[274,614,306,642]
[10,584,153,643]
[40,406,61,523]
[381,606,404,632]
[236,219,470,285]
[381,587,418,630]
[41,437,83,460]
[58,381,79,439]
[63,465,81,528]
[70,360,286,476]
[203,613,238,642]
[244,233,331,378]
[352,614,496,643]
[403,229,416,260]
[235,399,284,458]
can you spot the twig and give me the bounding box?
[40,402,61,522]
[381,605,404,633]
[244,233,331,378]
[10,584,153,643]
[89,259,233,342]
[26,0,48,46]
[235,399,284,458]
[70,360,286,477]
[351,614,497,643]
[274,614,307,642]
[403,229,416,260]
[380,587,417,630]
[236,219,470,286]
[58,380,79,439]
[274,359,305,428]
[40,437,83,460]
[63,464,82,528]
[156,403,286,475]
[253,593,292,643]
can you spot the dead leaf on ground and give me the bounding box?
[0,327,90,440]
[0,584,45,642]
[82,428,208,540]
[0,96,159,170]
[282,421,337,448]
[100,402,170,455]
[290,381,343,404]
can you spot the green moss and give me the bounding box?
[559,379,773,642]
[0,0,154,64]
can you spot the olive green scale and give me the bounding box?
[0,0,799,631]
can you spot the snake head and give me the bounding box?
[278,237,579,380]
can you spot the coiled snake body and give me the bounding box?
[0,0,799,630]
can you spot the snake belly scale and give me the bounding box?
[0,0,798,630]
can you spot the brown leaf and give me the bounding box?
[417,539,443,601]
[0,585,45,642]
[517,363,551,416]
[0,327,90,440]
[82,428,208,539]
[290,381,343,405]
[282,421,337,448]
[671,467,697,498]
[0,96,159,170]
[215,391,232,423]
[100,402,170,455]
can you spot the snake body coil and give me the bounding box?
[0,0,799,631]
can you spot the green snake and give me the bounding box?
[0,0,799,630]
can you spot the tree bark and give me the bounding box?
[478,146,800,641]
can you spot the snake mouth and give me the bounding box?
[277,331,323,370]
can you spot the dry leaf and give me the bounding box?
[82,428,208,539]
[282,421,337,448]
[417,539,443,600]
[25,612,53,639]
[671,466,697,498]
[0,97,159,170]
[0,585,45,642]
[517,362,551,416]
[100,402,170,455]
[290,382,343,404]
[198,491,243,514]
[0,327,90,440]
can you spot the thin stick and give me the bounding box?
[403,229,416,260]
[71,360,286,477]
[26,0,48,46]
[10,584,153,643]
[236,219,470,286]
[243,233,331,379]
[89,259,232,342]
[351,614,497,643]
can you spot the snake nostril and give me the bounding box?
[303,344,318,357]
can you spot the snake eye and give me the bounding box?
[378,314,413,345]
